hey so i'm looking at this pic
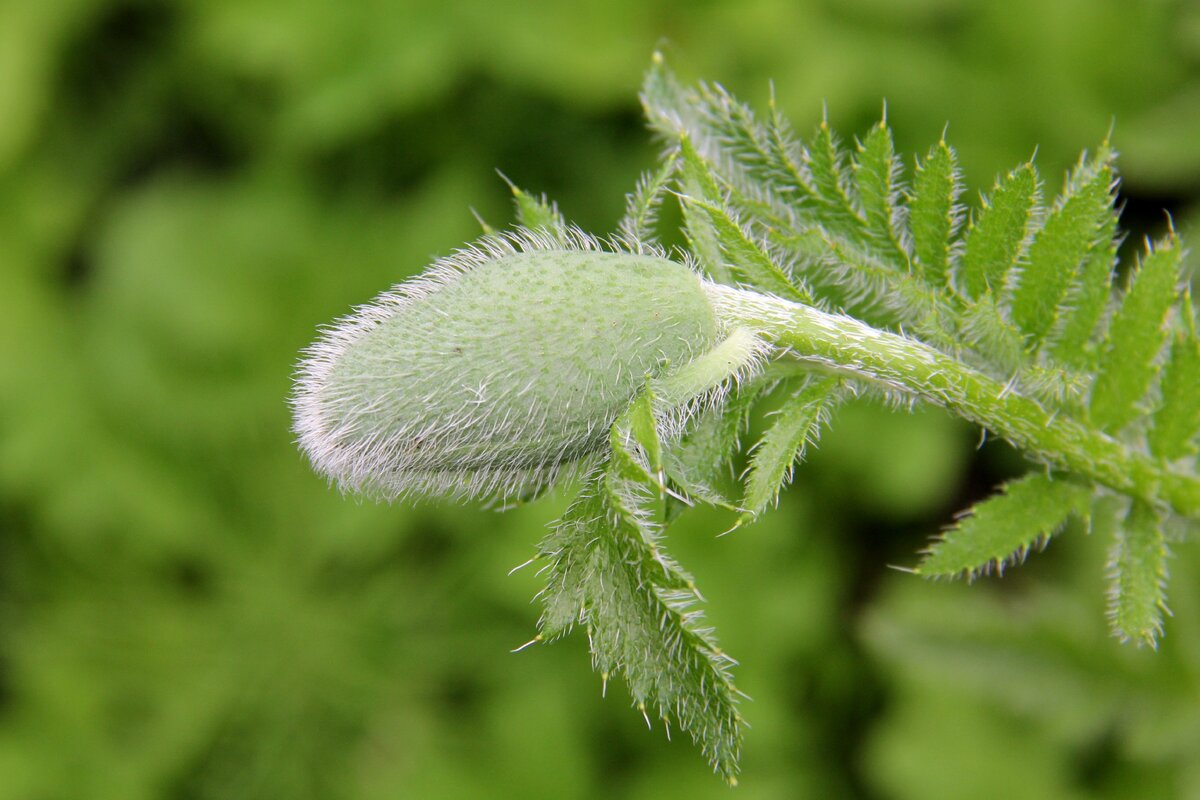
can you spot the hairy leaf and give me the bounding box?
[678,137,733,283]
[918,473,1091,578]
[1011,151,1115,346]
[694,82,789,196]
[1090,236,1183,432]
[908,138,962,291]
[618,151,679,246]
[665,380,771,506]
[640,52,696,142]
[740,377,840,522]
[1108,501,1170,647]
[502,174,568,234]
[1149,330,1200,462]
[642,56,798,217]
[536,472,743,779]
[959,164,1039,300]
[610,389,664,487]
[854,119,908,268]
[683,194,811,302]
[765,94,820,205]
[805,119,864,238]
[777,226,955,347]
[1050,230,1118,369]
[957,294,1026,373]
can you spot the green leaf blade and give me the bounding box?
[959,164,1039,301]
[678,137,733,283]
[618,152,678,246]
[1089,236,1183,432]
[1149,331,1200,462]
[1011,153,1116,346]
[1107,501,1170,647]
[740,377,840,522]
[501,174,568,234]
[908,138,962,291]
[665,381,768,507]
[804,120,865,238]
[957,294,1026,373]
[917,473,1091,578]
[854,119,908,267]
[1049,231,1117,369]
[535,469,745,782]
[640,51,695,142]
[686,196,812,302]
[610,389,663,486]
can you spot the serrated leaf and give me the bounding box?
[1149,331,1200,461]
[664,379,770,507]
[693,82,788,194]
[957,293,1026,373]
[684,194,811,302]
[764,94,820,202]
[678,137,732,283]
[908,138,963,291]
[677,136,812,300]
[854,119,909,268]
[610,389,663,487]
[775,226,955,347]
[739,377,840,522]
[641,57,798,221]
[959,164,1039,300]
[1089,236,1183,432]
[640,51,695,141]
[804,119,865,237]
[1107,500,1170,647]
[500,173,567,234]
[535,467,744,781]
[656,331,771,517]
[618,152,678,246]
[917,473,1091,578]
[1046,150,1119,366]
[1011,152,1115,346]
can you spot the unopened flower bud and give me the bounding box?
[292,230,723,499]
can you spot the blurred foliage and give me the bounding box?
[0,0,1197,797]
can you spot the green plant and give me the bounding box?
[292,55,1200,782]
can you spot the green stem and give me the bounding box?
[705,283,1200,518]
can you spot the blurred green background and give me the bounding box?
[2,1,1199,798]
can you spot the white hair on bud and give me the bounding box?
[292,226,763,502]
[651,326,773,443]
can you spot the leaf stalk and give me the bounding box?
[705,283,1200,518]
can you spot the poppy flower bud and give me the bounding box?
[292,230,724,499]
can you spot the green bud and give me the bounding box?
[293,230,723,499]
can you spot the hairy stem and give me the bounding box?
[705,283,1200,518]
